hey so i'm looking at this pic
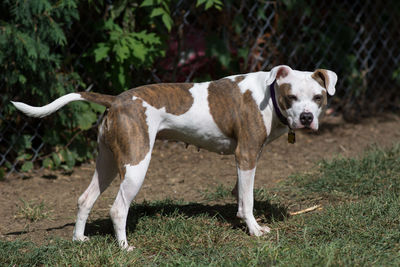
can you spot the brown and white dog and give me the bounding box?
[12,65,337,250]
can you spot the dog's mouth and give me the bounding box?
[288,117,319,131]
[291,121,318,131]
[303,123,318,131]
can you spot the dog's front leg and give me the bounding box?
[236,167,270,236]
[235,148,270,236]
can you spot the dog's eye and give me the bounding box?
[287,95,297,101]
[313,94,323,102]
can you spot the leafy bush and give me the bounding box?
[0,0,102,171]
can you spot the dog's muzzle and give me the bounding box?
[300,112,314,128]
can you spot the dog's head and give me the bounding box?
[266,65,337,131]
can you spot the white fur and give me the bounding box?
[324,71,337,96]
[110,151,152,251]
[138,82,237,154]
[11,93,84,118]
[73,141,117,242]
[236,167,270,236]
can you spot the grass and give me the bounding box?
[200,183,232,201]
[15,199,52,222]
[1,144,400,266]
[291,144,400,198]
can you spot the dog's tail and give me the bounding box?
[11,92,115,118]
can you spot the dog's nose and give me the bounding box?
[300,112,313,127]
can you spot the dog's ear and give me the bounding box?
[266,65,292,85]
[312,69,337,96]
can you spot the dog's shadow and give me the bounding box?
[84,199,289,237]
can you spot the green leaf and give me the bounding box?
[114,42,130,62]
[94,43,110,62]
[16,153,32,161]
[205,0,213,10]
[197,0,222,10]
[61,164,72,171]
[21,161,33,172]
[76,111,97,130]
[133,31,161,45]
[18,74,27,84]
[161,1,170,13]
[89,102,106,113]
[61,149,76,168]
[104,19,122,32]
[130,40,147,62]
[52,152,61,167]
[117,65,126,86]
[140,0,156,7]
[150,7,165,18]
[21,135,32,149]
[196,0,207,7]
[161,13,173,31]
[42,158,53,169]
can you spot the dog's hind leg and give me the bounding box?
[108,101,161,251]
[73,141,117,241]
[109,149,153,251]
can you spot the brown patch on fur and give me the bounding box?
[321,90,328,106]
[312,69,330,90]
[208,78,267,170]
[312,70,329,107]
[100,98,149,178]
[277,83,294,111]
[235,90,268,170]
[277,67,289,79]
[208,79,241,138]
[79,92,115,107]
[130,83,194,115]
[234,75,246,83]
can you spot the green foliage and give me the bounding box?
[196,0,223,10]
[87,0,225,93]
[84,0,175,94]
[92,19,163,92]
[0,0,79,96]
[141,0,174,31]
[0,0,101,172]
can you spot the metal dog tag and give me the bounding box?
[288,130,296,144]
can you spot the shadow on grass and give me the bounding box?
[5,199,288,238]
[83,199,288,237]
[5,222,75,236]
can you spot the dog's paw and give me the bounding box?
[124,245,135,252]
[119,240,135,252]
[249,224,271,237]
[73,235,90,242]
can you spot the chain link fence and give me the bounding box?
[1,0,399,176]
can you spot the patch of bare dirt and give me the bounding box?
[1,113,400,244]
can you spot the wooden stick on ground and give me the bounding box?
[289,204,322,216]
